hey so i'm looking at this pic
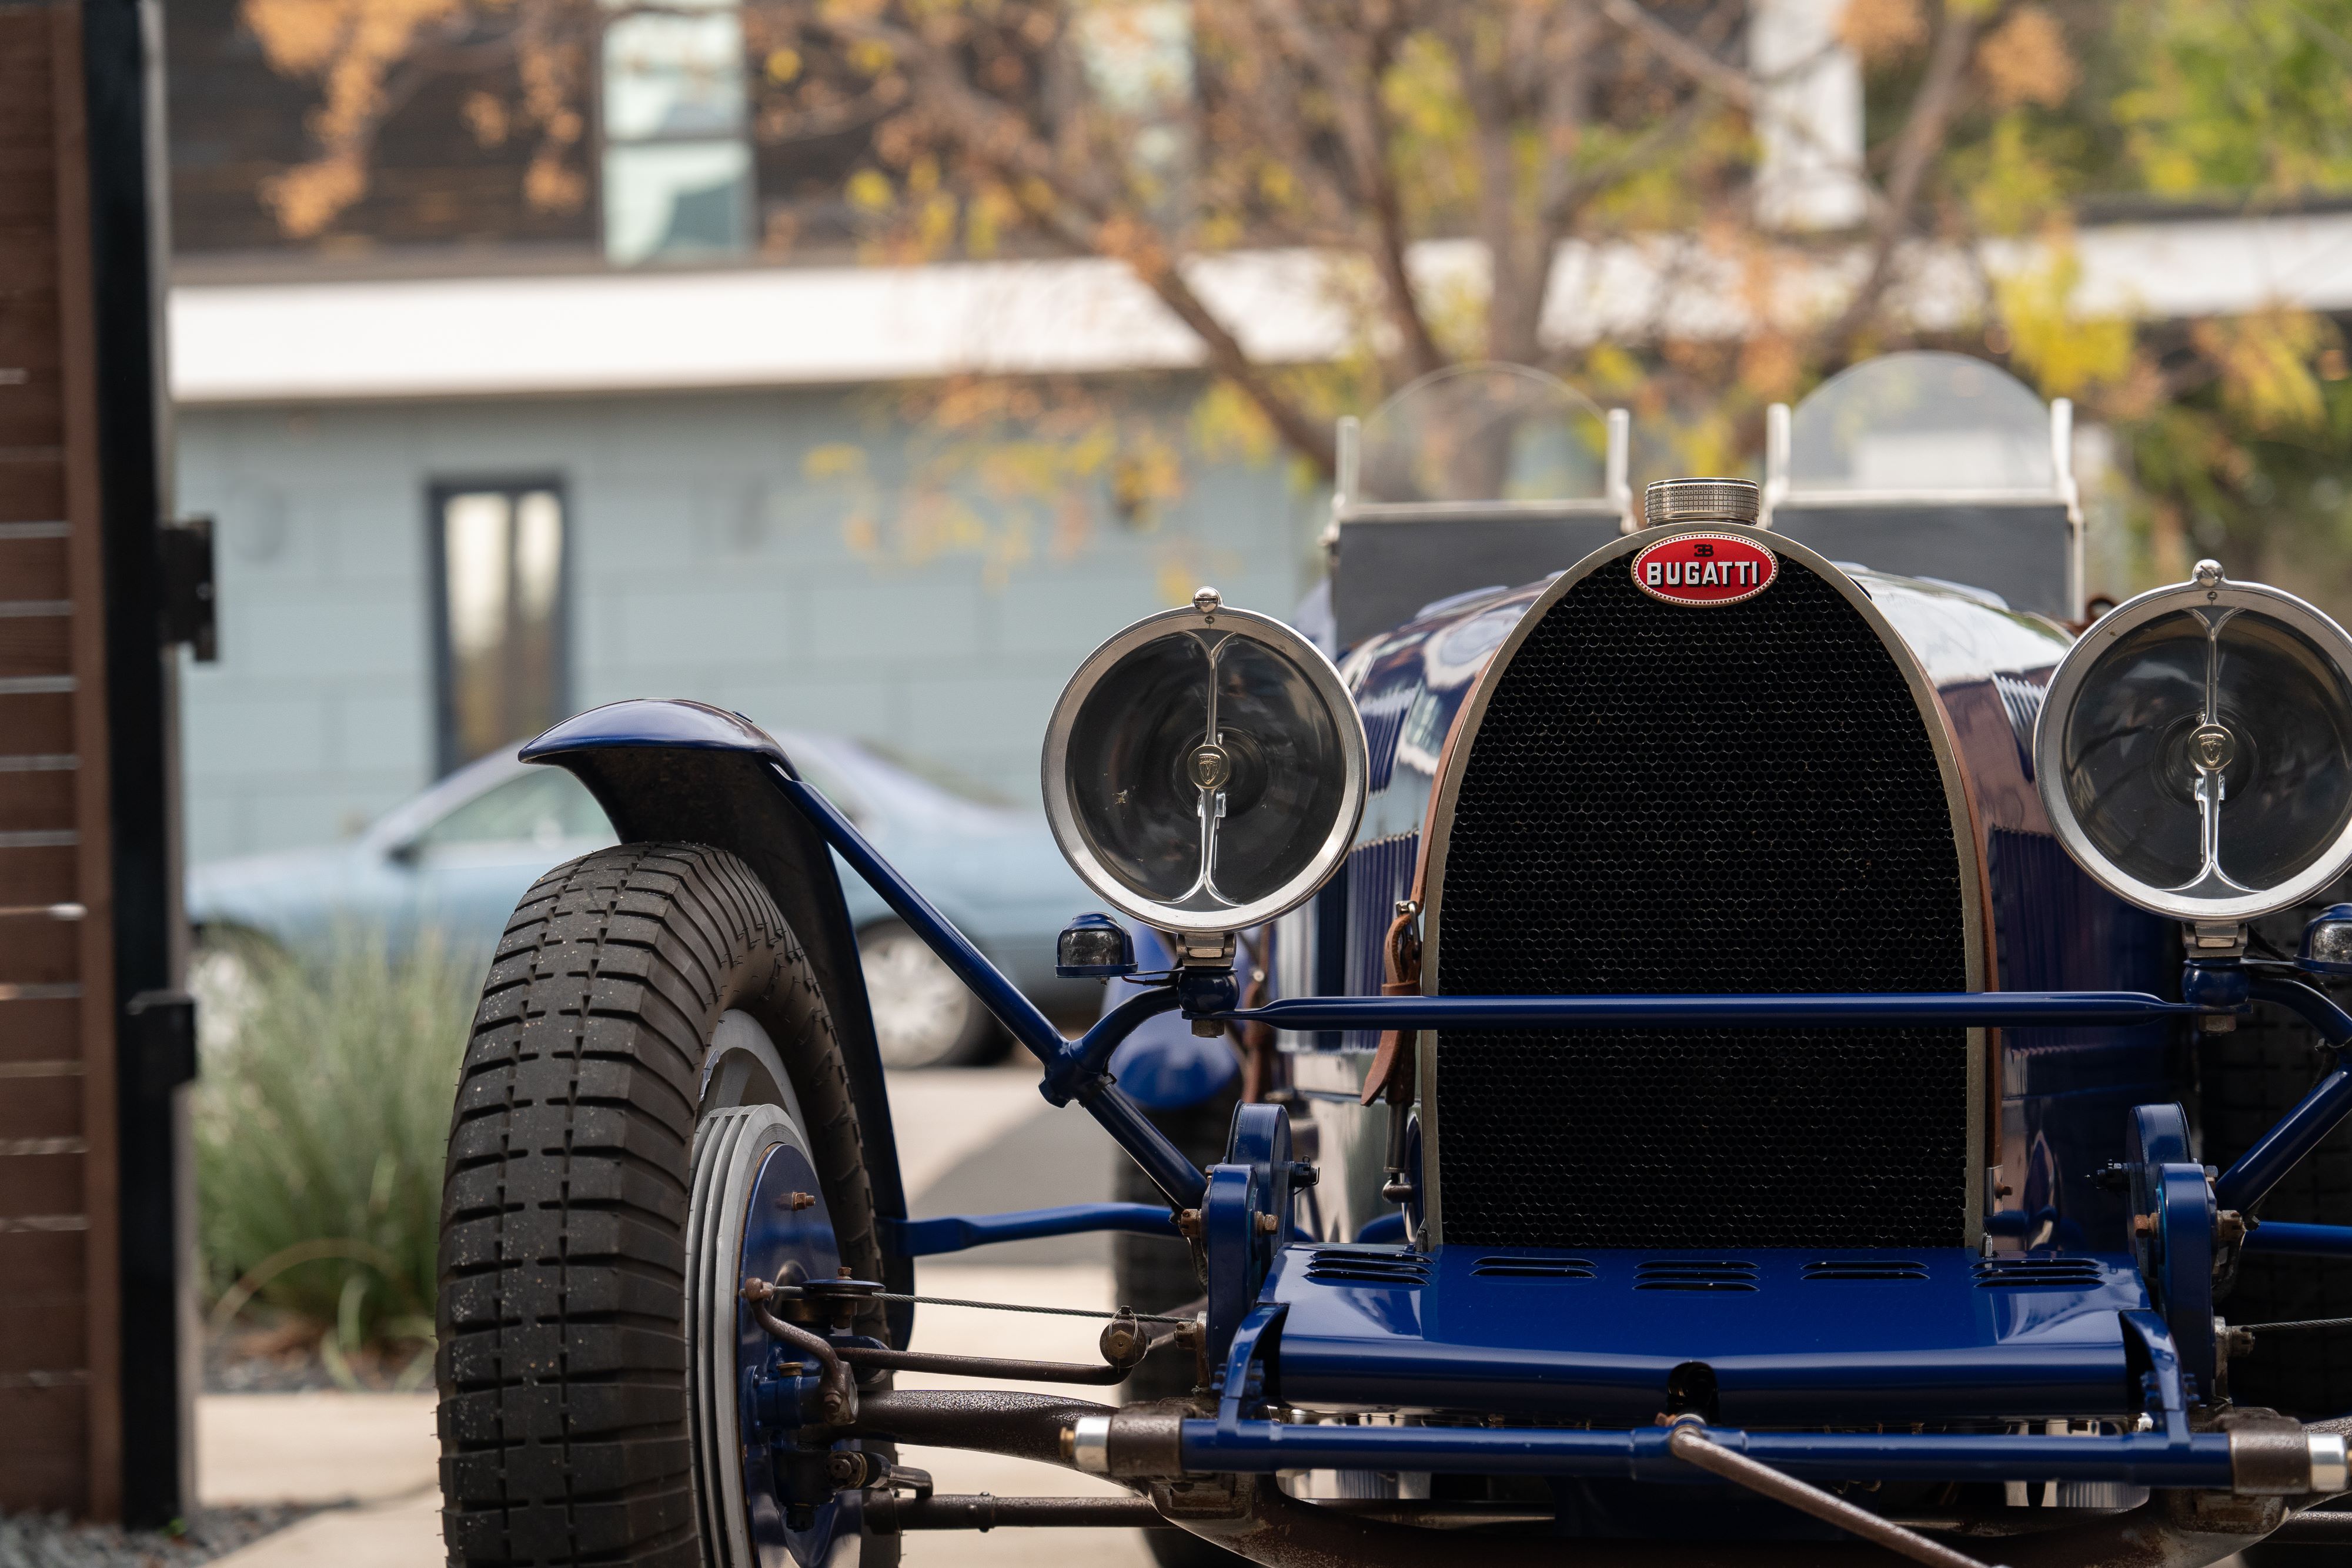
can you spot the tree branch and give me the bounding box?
[1595,0,1755,106]
[826,8,1340,476]
[1251,0,1448,383]
[1598,0,1887,230]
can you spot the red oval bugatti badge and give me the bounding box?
[1631,532,1778,607]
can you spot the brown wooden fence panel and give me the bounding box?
[0,0,122,1520]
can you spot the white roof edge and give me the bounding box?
[168,214,2352,406]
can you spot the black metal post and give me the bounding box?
[81,0,189,1529]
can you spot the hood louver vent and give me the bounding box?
[1803,1259,1929,1282]
[1304,1249,1431,1287]
[1634,1261,1759,1292]
[1973,1257,2103,1290]
[1993,673,2048,781]
[1471,1256,1596,1279]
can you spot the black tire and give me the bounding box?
[435,844,893,1566]
[2203,1000,2352,1418]
[1112,1089,1246,1568]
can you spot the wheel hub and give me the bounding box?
[688,1104,870,1567]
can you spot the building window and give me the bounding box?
[600,0,753,265]
[432,482,569,774]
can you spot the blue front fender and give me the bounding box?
[520,699,914,1340]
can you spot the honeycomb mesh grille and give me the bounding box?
[1433,555,1970,1249]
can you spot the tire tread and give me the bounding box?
[435,842,883,1565]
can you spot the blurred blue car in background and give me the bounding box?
[187,733,1095,1066]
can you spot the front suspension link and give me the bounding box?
[743,1286,1182,1400]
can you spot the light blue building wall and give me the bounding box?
[175,378,1315,865]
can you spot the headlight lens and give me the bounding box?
[2039,564,2352,921]
[1044,595,1367,934]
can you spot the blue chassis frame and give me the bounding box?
[524,701,2352,1496]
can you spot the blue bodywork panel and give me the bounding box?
[1265,1244,2150,1425]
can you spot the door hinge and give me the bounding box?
[159,516,216,662]
[124,988,198,1094]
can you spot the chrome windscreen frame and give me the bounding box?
[2034,570,2352,925]
[1760,382,2084,619]
[1038,601,1369,937]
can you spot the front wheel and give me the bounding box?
[436,844,896,1567]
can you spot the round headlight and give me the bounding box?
[1042,589,1368,935]
[2036,562,2352,922]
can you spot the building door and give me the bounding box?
[430,480,569,774]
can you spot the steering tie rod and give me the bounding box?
[1666,1420,2000,1568]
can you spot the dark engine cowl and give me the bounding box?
[1422,532,1984,1250]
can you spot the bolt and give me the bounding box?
[1256,1212,1281,1234]
[2133,1213,2158,1237]
[1177,1208,1203,1239]
[2193,559,2226,588]
[1192,586,1222,617]
[782,1191,816,1211]
[838,1265,855,1278]
[827,1450,871,1487]
[1100,1309,1148,1368]
[2215,1210,2247,1246]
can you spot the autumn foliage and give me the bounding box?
[238,0,2352,607]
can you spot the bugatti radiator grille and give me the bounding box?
[1432,556,1972,1249]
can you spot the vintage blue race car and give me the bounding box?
[433,357,2352,1567]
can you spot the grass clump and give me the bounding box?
[192,932,476,1375]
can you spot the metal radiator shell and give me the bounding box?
[1416,525,1989,1249]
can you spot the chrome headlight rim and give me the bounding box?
[2033,567,2352,924]
[1040,600,1369,937]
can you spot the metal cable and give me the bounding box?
[2240,1316,2352,1333]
